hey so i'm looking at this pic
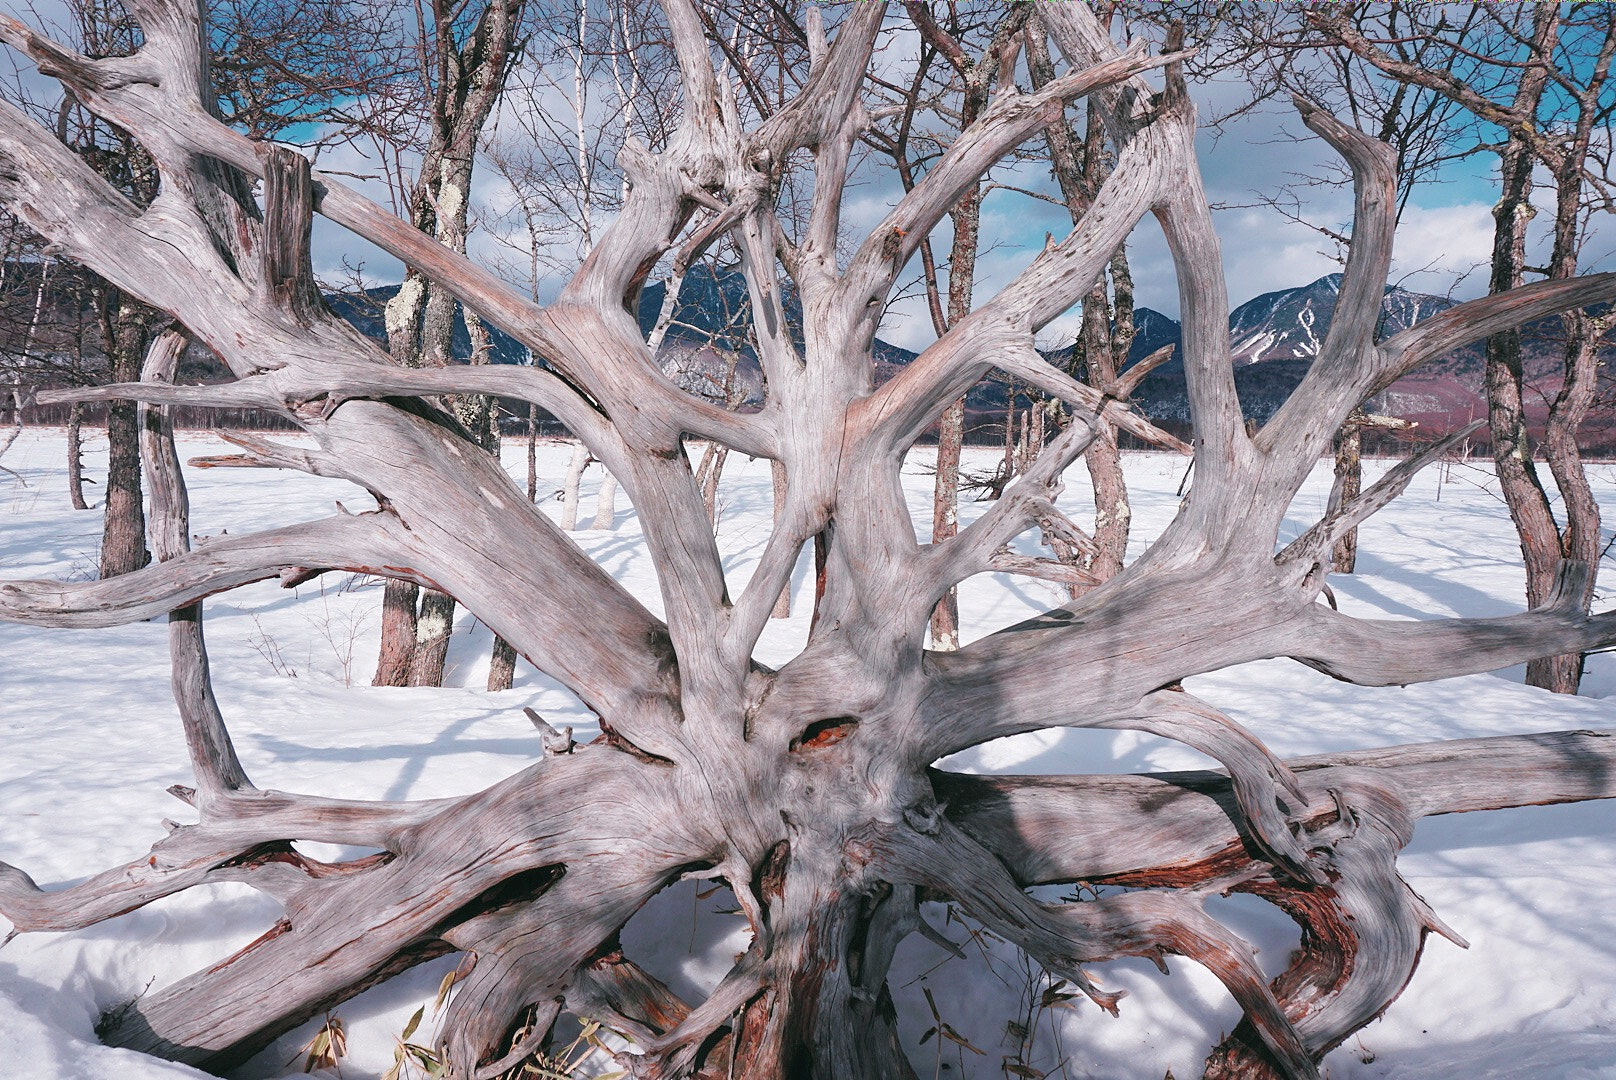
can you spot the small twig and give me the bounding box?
[523,707,575,754]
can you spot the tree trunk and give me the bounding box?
[916,9,1017,653]
[560,441,588,530]
[526,402,539,503]
[374,579,421,687]
[1486,145,1567,690]
[98,299,150,578]
[1031,38,1136,588]
[371,0,526,691]
[771,459,791,619]
[928,396,965,649]
[1535,310,1604,692]
[374,270,429,685]
[1330,416,1363,573]
[927,176,981,649]
[67,400,89,510]
[701,447,728,526]
[408,588,456,687]
[1078,278,1128,581]
[487,637,518,691]
[592,471,618,530]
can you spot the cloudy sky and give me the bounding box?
[299,35,1595,358]
[6,3,1608,358]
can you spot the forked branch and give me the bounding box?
[1278,420,1486,573]
[0,514,421,628]
[1294,561,1616,686]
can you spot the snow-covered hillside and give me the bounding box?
[2,428,1614,1079]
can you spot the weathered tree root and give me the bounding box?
[5,1,1616,1077]
[940,730,1616,1078]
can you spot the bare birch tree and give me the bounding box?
[372,0,527,689]
[4,4,1616,1079]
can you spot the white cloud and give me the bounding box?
[1387,203,1496,300]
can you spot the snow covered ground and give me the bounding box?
[2,426,1615,1080]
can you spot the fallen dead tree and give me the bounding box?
[2,2,1616,1077]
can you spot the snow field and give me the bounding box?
[2,427,1614,1078]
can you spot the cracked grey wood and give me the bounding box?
[3,2,1616,1078]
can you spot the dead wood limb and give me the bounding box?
[881,819,1318,1079]
[856,125,1171,454]
[1280,419,1486,572]
[985,552,1103,587]
[0,786,449,933]
[1259,96,1399,468]
[1110,341,1177,400]
[1375,271,1616,398]
[1295,561,1615,686]
[0,513,417,628]
[935,728,1616,888]
[837,41,1188,314]
[1094,689,1318,884]
[927,408,1102,595]
[139,327,252,807]
[941,731,1616,1076]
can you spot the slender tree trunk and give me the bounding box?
[1330,416,1363,573]
[1486,145,1565,687]
[1032,33,1135,588]
[371,0,525,689]
[702,447,728,526]
[1535,311,1604,691]
[772,459,792,619]
[1079,279,1128,581]
[0,380,20,474]
[495,400,540,691]
[928,397,965,649]
[66,401,88,509]
[1479,7,1581,693]
[1527,21,1610,692]
[374,274,428,686]
[488,638,518,691]
[409,590,457,686]
[560,441,588,530]
[526,402,538,503]
[592,471,618,530]
[98,300,150,578]
[916,10,1023,652]
[928,181,982,651]
[374,578,420,686]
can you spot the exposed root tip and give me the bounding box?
[1071,967,1125,1015]
[915,911,967,960]
[1409,889,1469,949]
[523,707,575,754]
[1275,765,1309,807]
[720,855,772,958]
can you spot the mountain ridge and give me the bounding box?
[313,267,1616,445]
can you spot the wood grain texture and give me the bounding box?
[2,3,1616,1077]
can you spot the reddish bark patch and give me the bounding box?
[790,716,859,753]
[205,918,292,976]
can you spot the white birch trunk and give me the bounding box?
[559,440,588,531]
[591,470,617,530]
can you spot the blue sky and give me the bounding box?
[4,3,1608,355]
